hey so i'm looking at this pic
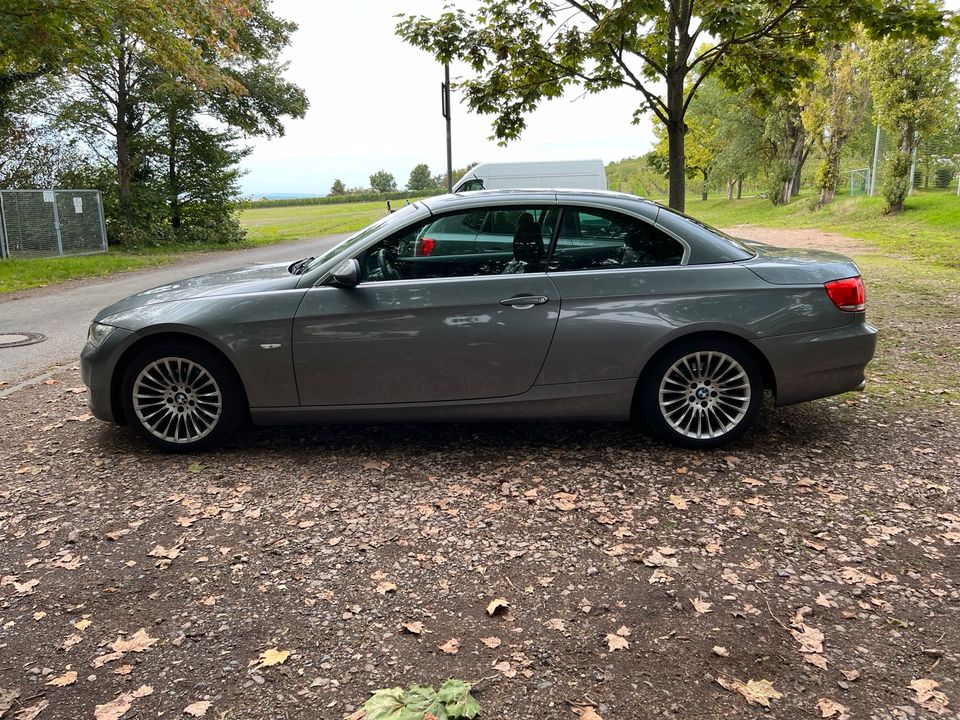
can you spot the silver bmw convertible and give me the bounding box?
[81,189,876,452]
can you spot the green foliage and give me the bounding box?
[370,170,398,194]
[353,680,479,720]
[406,163,435,192]
[330,179,347,196]
[881,151,912,213]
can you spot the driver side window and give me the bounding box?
[359,206,556,282]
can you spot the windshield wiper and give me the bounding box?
[288,256,315,275]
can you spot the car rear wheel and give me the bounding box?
[640,338,762,449]
[121,341,244,452]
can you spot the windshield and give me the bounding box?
[304,203,423,271]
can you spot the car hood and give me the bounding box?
[735,239,861,285]
[96,262,300,321]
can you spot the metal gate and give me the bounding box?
[0,189,108,259]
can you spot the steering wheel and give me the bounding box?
[377,248,401,281]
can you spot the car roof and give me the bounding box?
[421,188,662,220]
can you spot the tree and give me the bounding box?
[330,178,346,196]
[762,95,814,205]
[370,170,397,193]
[801,40,870,206]
[407,163,435,192]
[397,0,945,212]
[866,31,959,212]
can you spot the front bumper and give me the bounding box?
[80,326,136,423]
[755,320,877,406]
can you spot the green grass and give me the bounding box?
[237,200,393,246]
[0,253,179,294]
[688,189,960,268]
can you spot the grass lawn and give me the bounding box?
[0,253,180,294]
[689,189,960,268]
[237,200,392,245]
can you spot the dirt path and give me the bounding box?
[721,225,871,256]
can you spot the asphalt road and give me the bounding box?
[0,234,348,385]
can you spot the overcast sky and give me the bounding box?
[239,0,655,195]
[240,0,960,196]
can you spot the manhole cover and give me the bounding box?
[0,331,46,348]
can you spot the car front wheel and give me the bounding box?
[120,341,244,452]
[640,338,763,449]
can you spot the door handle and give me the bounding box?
[500,295,549,308]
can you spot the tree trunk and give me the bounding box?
[736,176,743,199]
[666,119,686,212]
[700,170,708,201]
[115,48,133,236]
[818,141,842,207]
[726,179,734,200]
[168,108,180,231]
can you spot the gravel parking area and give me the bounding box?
[1,228,959,720]
[1,371,958,719]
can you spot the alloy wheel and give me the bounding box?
[657,350,751,440]
[132,357,223,444]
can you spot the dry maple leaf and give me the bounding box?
[817,698,849,719]
[110,629,157,654]
[14,699,47,720]
[838,567,880,586]
[74,619,92,631]
[13,578,38,594]
[91,651,124,668]
[840,669,860,682]
[46,670,77,687]
[545,618,567,632]
[690,598,713,614]
[61,633,83,650]
[401,621,424,635]
[480,636,501,649]
[438,638,460,655]
[668,494,688,509]
[93,685,153,720]
[258,648,290,667]
[643,550,678,568]
[493,660,516,678]
[715,676,782,708]
[790,624,825,654]
[113,665,133,676]
[552,493,578,511]
[910,678,950,715]
[605,633,629,651]
[486,597,509,616]
[184,700,213,717]
[362,460,390,472]
[804,653,828,670]
[0,689,21,717]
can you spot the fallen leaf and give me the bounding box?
[113,665,133,675]
[480,636,501,649]
[375,581,397,595]
[147,544,181,560]
[32,611,46,621]
[840,669,860,682]
[13,579,38,594]
[257,648,290,667]
[804,653,828,670]
[183,700,213,717]
[0,687,19,716]
[93,685,153,720]
[817,698,849,719]
[712,646,729,657]
[690,598,713,614]
[401,621,424,635]
[545,618,567,632]
[615,625,630,637]
[605,633,629,651]
[575,708,603,720]
[486,597,509,616]
[110,629,158,654]
[492,660,516,678]
[46,670,77,687]
[362,460,390,472]
[668,494,688,510]
[438,638,460,655]
[91,651,124,668]
[13,699,48,720]
[910,678,950,715]
[715,676,782,708]
[74,619,92,631]
[61,633,83,650]
[643,550,678,568]
[791,624,825,654]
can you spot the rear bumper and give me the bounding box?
[755,321,877,406]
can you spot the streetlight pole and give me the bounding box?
[442,64,453,193]
[869,124,880,197]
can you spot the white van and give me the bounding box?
[453,159,607,193]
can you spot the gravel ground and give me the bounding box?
[1,229,958,720]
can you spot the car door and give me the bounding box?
[292,205,560,406]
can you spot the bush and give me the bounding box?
[881,151,911,214]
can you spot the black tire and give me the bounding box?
[120,340,245,453]
[639,337,763,449]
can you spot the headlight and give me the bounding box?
[87,322,115,348]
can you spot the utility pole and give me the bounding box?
[908,132,919,197]
[869,124,881,196]
[441,64,453,193]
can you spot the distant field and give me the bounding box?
[238,200,394,245]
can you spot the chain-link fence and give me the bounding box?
[0,190,107,259]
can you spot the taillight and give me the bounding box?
[824,276,865,312]
[415,237,436,256]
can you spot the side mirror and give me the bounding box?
[329,258,361,288]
